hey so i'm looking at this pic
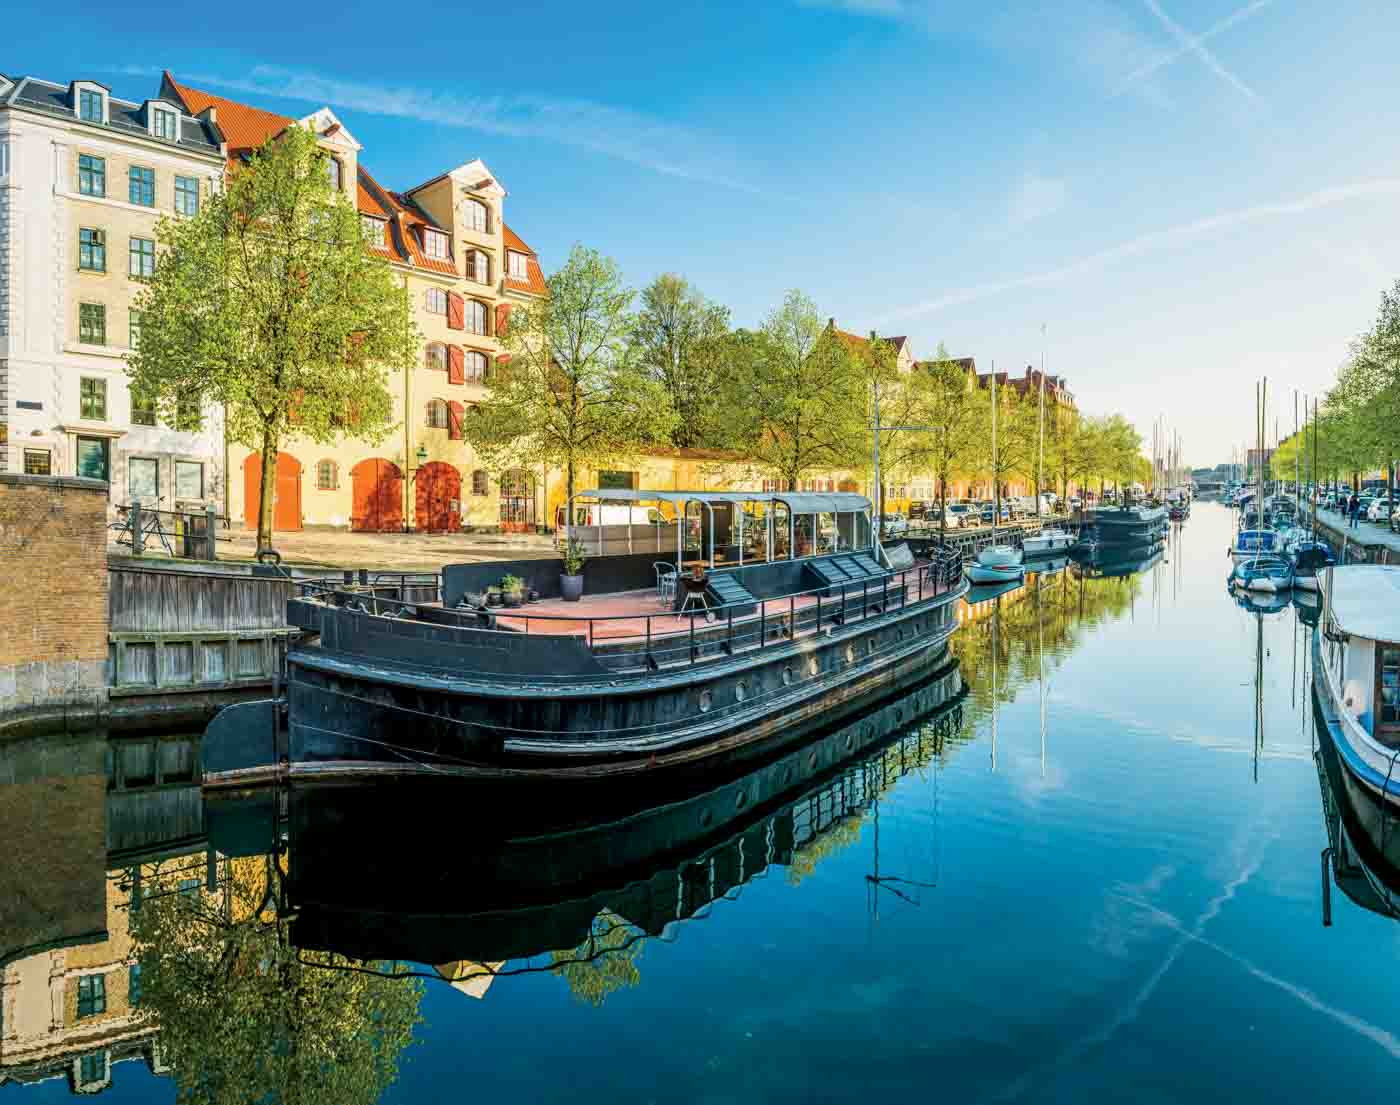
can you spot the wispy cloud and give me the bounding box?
[111,64,756,193]
[874,179,1400,325]
[1142,0,1262,102]
[1116,0,1273,93]
[1005,172,1068,231]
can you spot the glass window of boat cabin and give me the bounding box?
[817,511,837,554]
[1379,642,1400,743]
[794,513,817,558]
[772,501,791,560]
[740,500,768,561]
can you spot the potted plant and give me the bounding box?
[486,587,504,608]
[560,538,587,602]
[501,574,525,608]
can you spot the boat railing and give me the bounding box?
[292,547,966,675]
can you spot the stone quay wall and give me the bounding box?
[0,475,109,733]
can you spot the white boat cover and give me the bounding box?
[1322,565,1400,642]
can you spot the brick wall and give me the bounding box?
[0,474,109,726]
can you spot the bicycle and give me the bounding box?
[109,505,176,556]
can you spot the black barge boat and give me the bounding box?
[203,489,967,791]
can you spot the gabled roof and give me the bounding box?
[161,71,290,166]
[387,190,458,276]
[826,321,907,357]
[503,224,547,296]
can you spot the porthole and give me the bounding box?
[808,750,818,770]
[735,680,748,702]
[783,666,795,686]
[699,690,713,713]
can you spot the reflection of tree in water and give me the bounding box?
[955,567,1148,724]
[126,852,422,1105]
[549,909,646,1006]
[785,814,865,886]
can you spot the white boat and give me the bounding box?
[967,551,1025,584]
[1022,527,1075,557]
[1314,565,1400,813]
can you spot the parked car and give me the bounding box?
[978,501,1011,525]
[1367,498,1394,523]
[907,501,928,522]
[1069,495,1083,511]
[936,503,975,529]
[878,512,908,536]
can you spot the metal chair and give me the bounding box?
[653,562,678,606]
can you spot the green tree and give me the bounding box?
[633,274,732,449]
[915,348,983,538]
[714,291,863,489]
[127,123,416,553]
[128,854,422,1104]
[855,332,927,532]
[465,245,676,507]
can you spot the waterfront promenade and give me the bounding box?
[1304,504,1400,562]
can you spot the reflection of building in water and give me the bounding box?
[436,960,504,1000]
[0,732,208,1095]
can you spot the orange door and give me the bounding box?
[350,458,404,532]
[243,452,304,532]
[415,462,461,532]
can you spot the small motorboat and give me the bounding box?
[1022,527,1075,557]
[967,543,1025,584]
[1229,552,1294,593]
[1291,540,1335,592]
[1230,529,1278,563]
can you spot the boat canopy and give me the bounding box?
[1324,565,1400,642]
[562,488,876,569]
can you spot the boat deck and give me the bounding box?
[490,561,949,643]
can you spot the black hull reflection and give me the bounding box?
[211,665,966,969]
[1314,698,1400,919]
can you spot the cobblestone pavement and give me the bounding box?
[109,525,561,571]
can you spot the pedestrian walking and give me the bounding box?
[1348,491,1360,529]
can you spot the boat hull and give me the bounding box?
[204,580,969,792]
[1312,627,1400,813]
[1022,531,1075,557]
[966,562,1026,584]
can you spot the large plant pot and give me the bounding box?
[560,573,584,602]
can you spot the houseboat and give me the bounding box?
[1089,504,1167,546]
[202,490,968,796]
[1314,565,1400,818]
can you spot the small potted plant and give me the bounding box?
[501,574,525,608]
[560,538,587,602]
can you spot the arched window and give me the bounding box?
[464,199,489,233]
[426,342,447,371]
[316,459,338,490]
[426,399,449,429]
[465,300,487,336]
[467,250,490,284]
[471,469,489,496]
[465,350,487,383]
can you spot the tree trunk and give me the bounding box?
[566,457,576,526]
[939,476,946,543]
[257,428,279,554]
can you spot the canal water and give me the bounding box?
[4,503,1398,1103]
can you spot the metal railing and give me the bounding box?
[295,548,966,675]
[108,501,228,558]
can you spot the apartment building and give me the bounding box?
[157,73,549,534]
[0,74,227,509]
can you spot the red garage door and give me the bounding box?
[416,462,461,533]
[243,452,302,532]
[350,458,404,532]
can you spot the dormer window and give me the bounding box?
[423,229,449,261]
[464,199,489,234]
[361,216,385,245]
[78,87,105,123]
[508,250,529,280]
[152,107,178,142]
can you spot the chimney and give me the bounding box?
[828,317,836,330]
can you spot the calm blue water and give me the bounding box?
[5,503,1399,1103]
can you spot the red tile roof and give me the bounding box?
[162,72,291,170]
[503,223,547,296]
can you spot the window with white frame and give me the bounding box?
[425,288,447,315]
[468,250,489,284]
[0,140,9,180]
[423,229,448,260]
[361,216,384,245]
[508,250,529,280]
[465,300,487,336]
[465,350,487,382]
[153,107,177,141]
[464,199,488,233]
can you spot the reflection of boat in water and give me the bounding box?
[1231,586,1291,616]
[1228,552,1294,593]
[1293,588,1322,626]
[1314,706,1400,921]
[1073,541,1164,579]
[207,667,967,968]
[965,577,1026,606]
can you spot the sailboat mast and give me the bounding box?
[991,360,998,541]
[1037,337,1046,519]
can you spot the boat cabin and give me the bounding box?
[1321,565,1400,748]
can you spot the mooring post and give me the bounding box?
[205,503,218,560]
[131,500,144,555]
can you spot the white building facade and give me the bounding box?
[0,73,226,513]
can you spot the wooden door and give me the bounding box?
[243,452,303,532]
[350,458,403,532]
[415,462,460,532]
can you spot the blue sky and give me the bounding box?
[12,1,1400,462]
